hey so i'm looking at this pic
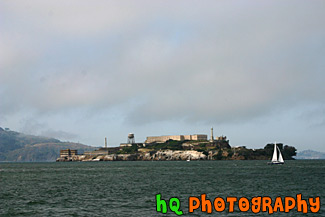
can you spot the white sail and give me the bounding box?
[277,146,284,163]
[271,143,278,162]
[268,142,284,165]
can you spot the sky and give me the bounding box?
[1,0,325,152]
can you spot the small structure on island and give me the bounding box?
[83,136,121,156]
[216,135,227,141]
[207,135,230,149]
[210,127,214,142]
[127,133,135,144]
[60,149,78,157]
[120,133,144,148]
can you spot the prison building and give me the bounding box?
[145,134,207,143]
[60,149,78,157]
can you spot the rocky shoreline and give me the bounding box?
[57,150,207,161]
[56,149,269,161]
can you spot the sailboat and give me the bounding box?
[268,142,284,165]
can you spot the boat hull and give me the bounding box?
[267,162,284,165]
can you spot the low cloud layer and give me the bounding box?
[1,1,325,151]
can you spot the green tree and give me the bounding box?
[282,145,297,160]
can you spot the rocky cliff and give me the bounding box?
[57,150,207,161]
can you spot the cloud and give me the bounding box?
[1,1,325,150]
[39,129,77,140]
[18,118,77,140]
[3,1,325,120]
[298,105,325,128]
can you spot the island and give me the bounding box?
[56,131,297,162]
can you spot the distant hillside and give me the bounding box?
[296,150,325,159]
[0,127,96,162]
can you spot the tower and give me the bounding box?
[127,133,135,144]
[105,137,107,148]
[210,127,214,142]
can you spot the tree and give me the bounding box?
[264,143,296,160]
[282,145,297,160]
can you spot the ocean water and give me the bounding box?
[0,160,324,216]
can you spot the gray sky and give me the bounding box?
[1,0,325,152]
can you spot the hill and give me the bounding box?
[296,150,325,159]
[0,127,96,162]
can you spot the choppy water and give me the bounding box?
[0,160,324,216]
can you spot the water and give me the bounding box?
[0,160,324,216]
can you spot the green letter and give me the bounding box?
[156,194,167,213]
[170,197,183,216]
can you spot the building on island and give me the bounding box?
[84,147,120,156]
[119,133,145,147]
[215,136,227,141]
[60,149,78,157]
[127,133,135,144]
[120,143,144,148]
[145,134,207,143]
